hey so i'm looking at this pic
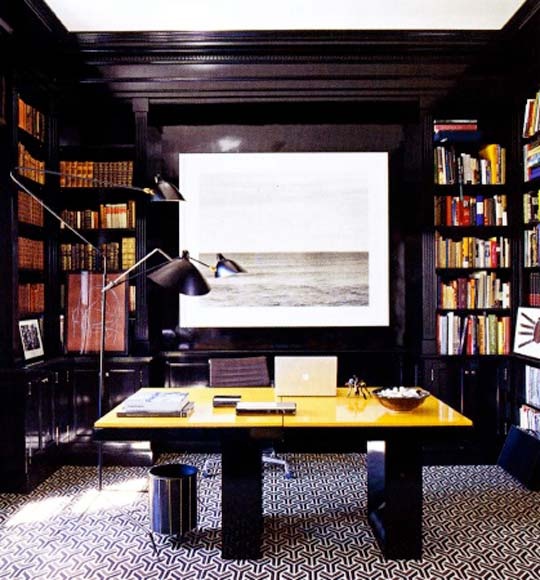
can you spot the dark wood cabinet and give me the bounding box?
[422,356,510,462]
[0,366,58,491]
[69,357,151,436]
[0,356,151,491]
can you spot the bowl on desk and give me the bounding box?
[372,386,430,412]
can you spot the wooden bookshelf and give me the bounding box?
[13,96,48,349]
[432,119,511,356]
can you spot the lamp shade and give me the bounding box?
[215,253,247,278]
[148,251,210,295]
[153,174,185,201]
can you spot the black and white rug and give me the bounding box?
[0,454,539,579]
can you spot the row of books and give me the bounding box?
[433,119,480,144]
[18,190,44,227]
[434,119,478,132]
[18,237,44,270]
[434,194,507,227]
[60,208,99,230]
[523,141,540,182]
[435,233,511,269]
[60,201,136,230]
[121,237,136,270]
[59,243,100,272]
[100,201,136,229]
[527,272,540,306]
[18,282,45,314]
[523,93,540,139]
[17,97,46,142]
[436,312,511,356]
[437,272,511,310]
[434,144,506,185]
[523,189,540,223]
[523,225,540,266]
[59,239,135,271]
[59,160,134,187]
[519,405,540,432]
[17,143,45,184]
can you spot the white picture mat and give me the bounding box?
[18,318,44,360]
[178,152,389,327]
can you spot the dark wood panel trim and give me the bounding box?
[72,29,496,64]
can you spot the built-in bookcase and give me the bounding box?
[515,89,540,435]
[433,119,511,356]
[13,95,49,359]
[57,149,140,327]
[521,90,540,308]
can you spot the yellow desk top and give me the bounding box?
[94,387,472,430]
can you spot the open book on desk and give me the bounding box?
[117,390,193,417]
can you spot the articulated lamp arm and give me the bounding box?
[102,248,174,292]
[10,170,101,252]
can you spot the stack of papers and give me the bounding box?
[117,390,192,417]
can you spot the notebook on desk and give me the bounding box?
[274,356,338,396]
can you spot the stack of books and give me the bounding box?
[433,119,480,143]
[117,390,194,417]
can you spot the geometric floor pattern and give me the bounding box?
[1,454,539,580]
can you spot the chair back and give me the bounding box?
[209,356,270,387]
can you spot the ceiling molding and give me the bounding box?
[73,29,495,64]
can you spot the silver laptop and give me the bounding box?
[274,356,337,396]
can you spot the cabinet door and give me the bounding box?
[25,378,41,458]
[422,358,458,409]
[105,364,149,411]
[53,368,74,443]
[71,367,99,436]
[164,361,209,387]
[25,373,55,458]
[39,375,55,450]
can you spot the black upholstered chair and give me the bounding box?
[202,356,293,478]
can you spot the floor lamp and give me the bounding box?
[10,169,245,422]
[9,168,184,417]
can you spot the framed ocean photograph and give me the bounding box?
[178,152,389,328]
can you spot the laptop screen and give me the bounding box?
[274,356,338,396]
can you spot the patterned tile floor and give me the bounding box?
[0,454,539,579]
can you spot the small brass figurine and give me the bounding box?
[346,375,369,398]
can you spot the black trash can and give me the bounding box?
[149,463,198,536]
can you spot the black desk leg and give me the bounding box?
[367,437,423,559]
[221,431,263,560]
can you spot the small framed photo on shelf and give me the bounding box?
[18,318,44,360]
[514,307,540,359]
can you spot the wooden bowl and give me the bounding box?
[372,387,430,412]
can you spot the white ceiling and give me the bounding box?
[42,0,527,32]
